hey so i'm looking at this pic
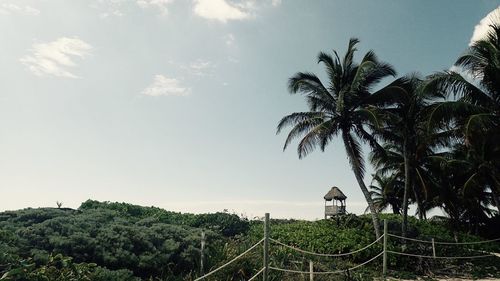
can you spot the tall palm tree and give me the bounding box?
[425,24,500,209]
[371,75,444,237]
[277,38,396,238]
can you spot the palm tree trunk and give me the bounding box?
[401,139,411,238]
[413,187,424,220]
[342,133,381,238]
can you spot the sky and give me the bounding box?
[0,0,499,220]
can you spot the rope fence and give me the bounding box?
[270,251,383,275]
[247,267,265,281]
[194,214,500,281]
[386,250,494,259]
[388,233,500,245]
[269,234,383,257]
[193,238,264,281]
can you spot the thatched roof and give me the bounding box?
[324,186,347,201]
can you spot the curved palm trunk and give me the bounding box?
[342,133,381,238]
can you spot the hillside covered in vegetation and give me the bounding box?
[1,200,499,280]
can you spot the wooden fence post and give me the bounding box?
[200,230,205,276]
[263,213,270,281]
[383,219,388,279]
[309,260,314,281]
[432,238,436,258]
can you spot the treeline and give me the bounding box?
[278,23,500,237]
[0,200,250,280]
[1,201,499,280]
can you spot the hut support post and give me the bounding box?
[263,213,270,281]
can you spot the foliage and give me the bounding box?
[277,38,398,238]
[0,201,250,280]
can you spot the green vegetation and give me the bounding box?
[278,24,500,239]
[2,12,499,281]
[0,200,249,280]
[277,38,396,238]
[1,202,499,280]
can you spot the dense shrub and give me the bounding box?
[0,201,250,280]
[1,202,499,280]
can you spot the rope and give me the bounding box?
[247,267,265,281]
[194,238,264,281]
[388,234,500,245]
[269,251,383,275]
[269,234,383,257]
[387,250,494,259]
[388,234,433,244]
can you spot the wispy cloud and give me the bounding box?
[136,0,173,15]
[169,59,217,76]
[0,3,40,16]
[193,0,250,23]
[20,37,92,78]
[90,0,127,19]
[185,59,216,76]
[99,9,124,19]
[225,33,235,46]
[469,6,500,46]
[271,0,281,7]
[141,75,191,96]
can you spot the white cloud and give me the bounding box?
[271,0,281,7]
[193,0,250,23]
[0,3,40,15]
[141,75,191,96]
[20,37,92,78]
[169,59,217,76]
[136,0,172,15]
[469,6,500,46]
[186,59,216,76]
[225,33,235,45]
[90,0,126,19]
[99,9,124,19]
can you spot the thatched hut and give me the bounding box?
[324,186,347,218]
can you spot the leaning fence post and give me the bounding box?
[263,213,270,281]
[200,230,205,276]
[309,260,314,281]
[383,219,388,278]
[432,238,436,258]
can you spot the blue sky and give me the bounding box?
[0,0,498,219]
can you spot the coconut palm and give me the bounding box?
[425,23,500,209]
[428,145,496,232]
[277,38,396,238]
[367,173,403,214]
[371,75,445,236]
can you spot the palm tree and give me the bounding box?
[371,75,444,237]
[429,145,495,233]
[367,173,403,214]
[425,23,500,209]
[277,38,396,238]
